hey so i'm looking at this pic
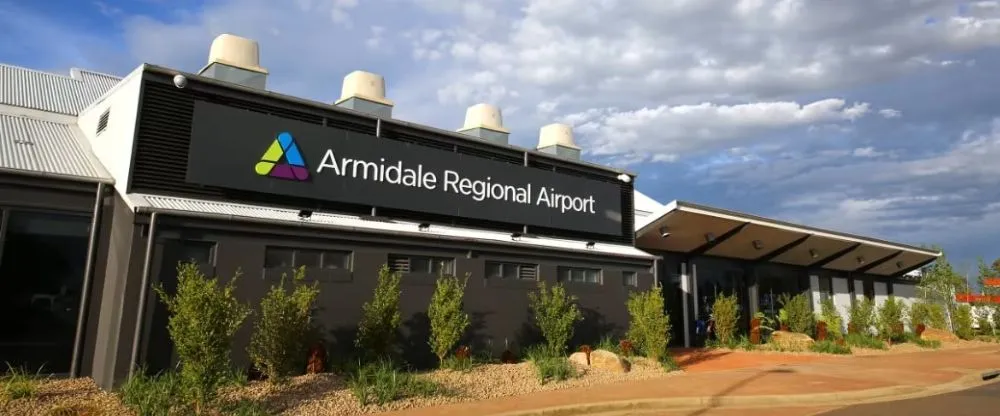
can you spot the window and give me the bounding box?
[388,254,454,274]
[96,109,110,135]
[264,247,352,270]
[559,266,602,284]
[863,279,875,300]
[819,276,834,303]
[623,271,638,287]
[175,240,215,265]
[485,261,538,281]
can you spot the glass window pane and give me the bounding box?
[264,247,294,268]
[586,269,600,283]
[486,262,502,278]
[411,257,431,274]
[177,241,214,265]
[430,258,454,275]
[501,263,518,279]
[295,249,322,268]
[322,251,350,270]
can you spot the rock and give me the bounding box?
[568,352,589,367]
[920,327,959,342]
[770,331,815,351]
[589,349,631,373]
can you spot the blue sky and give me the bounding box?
[3,0,1000,276]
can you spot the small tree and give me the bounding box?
[848,297,876,335]
[626,286,671,361]
[248,266,321,383]
[356,265,403,360]
[953,304,974,340]
[711,293,740,346]
[154,262,251,414]
[818,297,844,339]
[427,272,471,365]
[876,296,906,341]
[528,281,582,356]
[778,293,814,334]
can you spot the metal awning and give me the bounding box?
[635,200,940,277]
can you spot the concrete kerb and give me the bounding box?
[491,370,1000,416]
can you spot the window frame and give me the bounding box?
[623,271,639,287]
[387,254,455,275]
[485,261,539,281]
[264,246,353,271]
[558,266,603,284]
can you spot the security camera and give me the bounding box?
[173,74,188,89]
[617,173,632,183]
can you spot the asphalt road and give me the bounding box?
[819,380,1000,416]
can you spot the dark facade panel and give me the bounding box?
[130,73,635,244]
[0,174,99,212]
[133,218,653,374]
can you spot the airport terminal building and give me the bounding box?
[0,35,939,389]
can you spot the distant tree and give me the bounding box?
[917,246,965,330]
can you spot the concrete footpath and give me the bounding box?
[382,344,1000,416]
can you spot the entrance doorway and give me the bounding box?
[0,211,91,374]
[691,262,748,346]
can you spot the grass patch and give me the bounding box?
[659,355,681,372]
[440,355,476,372]
[222,399,273,416]
[348,360,449,406]
[1,365,43,403]
[524,345,577,384]
[118,370,184,416]
[845,333,887,350]
[904,333,942,349]
[595,336,620,354]
[809,340,852,355]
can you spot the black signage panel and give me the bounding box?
[186,101,625,236]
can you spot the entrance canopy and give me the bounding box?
[635,201,940,277]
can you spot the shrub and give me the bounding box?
[909,301,948,330]
[596,336,620,354]
[356,265,403,361]
[118,371,183,416]
[428,272,471,365]
[778,293,814,334]
[625,286,671,361]
[527,281,582,355]
[711,292,740,346]
[845,332,886,350]
[953,304,974,340]
[876,296,906,342]
[524,345,577,384]
[848,297,876,335]
[1,365,41,403]
[249,266,321,383]
[154,262,251,413]
[348,360,447,406]
[818,297,844,339]
[810,340,852,355]
[903,332,941,349]
[975,308,993,335]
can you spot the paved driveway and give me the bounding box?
[818,379,1000,416]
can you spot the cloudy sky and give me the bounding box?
[3,0,999,274]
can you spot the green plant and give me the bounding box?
[659,355,681,372]
[596,335,620,354]
[809,340,852,355]
[154,262,251,414]
[118,370,184,416]
[710,292,740,346]
[248,266,321,383]
[222,400,273,416]
[876,296,906,342]
[908,300,947,330]
[356,265,403,361]
[953,303,974,340]
[818,297,844,339]
[1,365,41,403]
[975,307,993,335]
[428,272,471,365]
[777,293,814,334]
[348,360,447,406]
[845,332,886,350]
[848,297,876,335]
[625,286,671,361]
[524,345,577,384]
[527,281,583,356]
[903,332,941,349]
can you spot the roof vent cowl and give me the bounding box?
[536,123,581,160]
[458,103,510,145]
[335,70,394,119]
[198,34,269,90]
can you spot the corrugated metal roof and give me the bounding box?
[129,193,656,260]
[0,64,122,115]
[0,113,112,181]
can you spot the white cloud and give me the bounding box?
[879,108,902,118]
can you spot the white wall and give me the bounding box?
[893,283,918,330]
[874,281,888,307]
[809,274,821,312]
[832,277,851,333]
[77,67,144,196]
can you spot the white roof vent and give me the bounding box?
[334,70,394,118]
[536,123,582,160]
[457,103,510,145]
[198,34,268,89]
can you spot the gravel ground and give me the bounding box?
[0,378,130,416]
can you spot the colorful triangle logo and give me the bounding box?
[254,132,310,181]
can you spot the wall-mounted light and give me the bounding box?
[616,173,632,183]
[704,232,716,243]
[809,249,818,259]
[658,226,671,238]
[298,210,313,220]
[896,261,904,269]
[511,232,523,241]
[418,223,430,232]
[586,241,596,250]
[752,240,764,250]
[856,256,866,265]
